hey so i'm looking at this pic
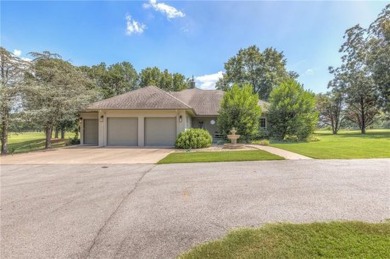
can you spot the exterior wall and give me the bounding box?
[192,117,219,139]
[79,112,98,145]
[89,110,189,147]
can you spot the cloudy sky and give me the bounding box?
[2,1,387,93]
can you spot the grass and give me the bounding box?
[271,129,390,159]
[158,150,283,164]
[179,221,390,259]
[7,132,72,154]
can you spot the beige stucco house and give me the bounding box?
[80,86,268,147]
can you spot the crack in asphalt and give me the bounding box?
[84,165,156,258]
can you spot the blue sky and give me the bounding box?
[1,1,387,93]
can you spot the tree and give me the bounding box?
[367,4,390,112]
[24,51,97,149]
[216,45,297,100]
[268,79,318,141]
[329,25,379,134]
[0,47,30,155]
[217,84,261,141]
[317,73,346,135]
[80,61,138,99]
[316,92,344,134]
[139,67,189,91]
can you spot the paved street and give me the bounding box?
[1,159,389,258]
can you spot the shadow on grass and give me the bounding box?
[9,138,69,154]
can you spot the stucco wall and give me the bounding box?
[192,117,219,139]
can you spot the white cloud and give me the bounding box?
[143,0,185,19]
[13,49,22,57]
[195,71,223,90]
[305,68,315,75]
[126,15,146,35]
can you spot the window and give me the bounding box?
[260,118,266,128]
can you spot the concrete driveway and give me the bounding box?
[1,159,389,258]
[0,146,173,164]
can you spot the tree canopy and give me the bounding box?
[327,4,390,133]
[0,47,30,154]
[24,51,98,148]
[80,61,138,99]
[268,79,318,141]
[139,66,189,91]
[217,84,261,141]
[216,45,297,100]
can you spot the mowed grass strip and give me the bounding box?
[158,150,283,164]
[271,129,390,159]
[8,132,70,154]
[179,221,390,259]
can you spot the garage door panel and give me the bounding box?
[107,118,138,146]
[84,119,98,145]
[145,117,176,146]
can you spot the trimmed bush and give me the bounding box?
[175,128,212,149]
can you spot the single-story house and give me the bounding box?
[80,86,268,146]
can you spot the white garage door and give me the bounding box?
[107,118,138,146]
[145,117,176,146]
[84,119,98,145]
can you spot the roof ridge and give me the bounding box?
[150,86,193,109]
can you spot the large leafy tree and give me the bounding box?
[0,47,30,154]
[24,51,97,149]
[367,4,390,111]
[328,5,389,133]
[316,91,344,134]
[139,67,189,91]
[80,61,138,99]
[268,79,318,141]
[216,45,297,100]
[217,84,261,141]
[329,24,379,134]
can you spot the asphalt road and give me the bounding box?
[1,159,389,258]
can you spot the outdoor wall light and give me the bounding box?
[79,117,82,121]
[179,115,182,122]
[100,115,104,122]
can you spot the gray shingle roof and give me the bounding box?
[170,88,224,116]
[87,86,269,115]
[87,86,192,110]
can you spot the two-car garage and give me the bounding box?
[83,116,177,147]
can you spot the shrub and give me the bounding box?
[268,79,318,141]
[251,139,269,146]
[217,84,261,141]
[175,128,212,149]
[283,135,299,142]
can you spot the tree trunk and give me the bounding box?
[60,128,65,139]
[360,96,366,134]
[54,128,59,139]
[45,126,52,149]
[1,110,8,155]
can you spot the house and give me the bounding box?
[80,86,268,146]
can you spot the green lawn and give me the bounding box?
[158,150,283,164]
[179,221,390,259]
[271,129,390,159]
[7,132,72,154]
